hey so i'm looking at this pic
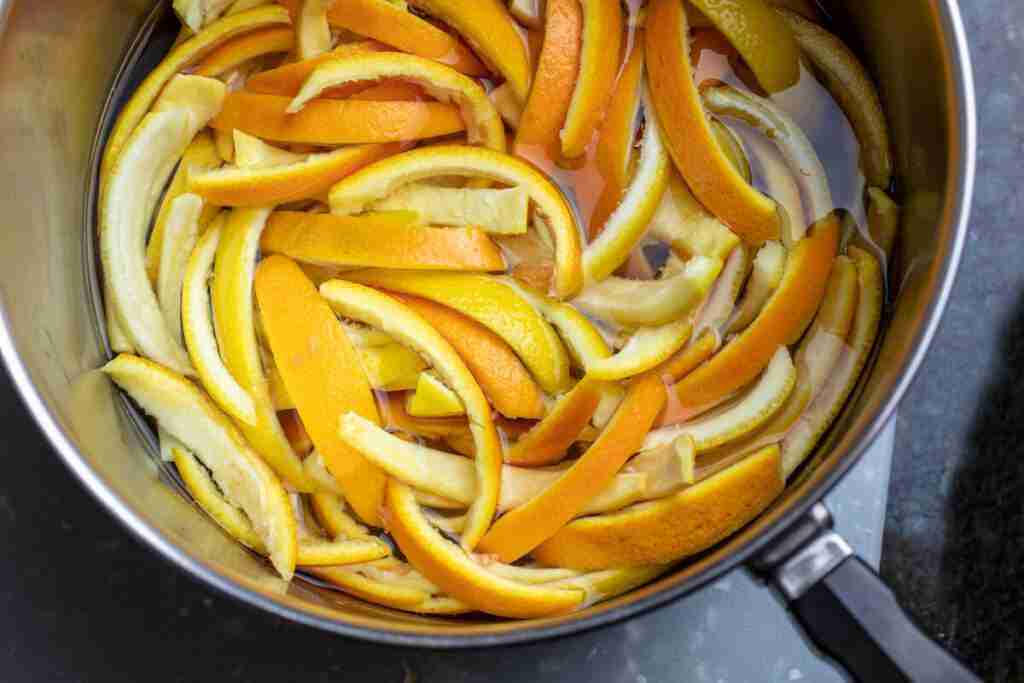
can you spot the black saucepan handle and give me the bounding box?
[753,504,980,682]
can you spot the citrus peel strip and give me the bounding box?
[586,320,693,382]
[390,293,545,419]
[504,378,607,467]
[295,537,391,566]
[253,255,387,523]
[533,444,783,570]
[181,219,258,426]
[778,9,892,187]
[101,5,290,183]
[104,354,297,579]
[245,40,387,96]
[513,0,583,169]
[320,279,502,549]
[406,372,465,418]
[102,75,226,376]
[648,171,742,264]
[703,84,833,224]
[279,0,488,76]
[644,346,796,452]
[672,213,839,413]
[171,442,266,551]
[356,343,427,391]
[212,210,315,490]
[408,0,532,103]
[626,434,697,499]
[687,0,800,93]
[370,183,530,235]
[582,107,671,283]
[210,92,466,145]
[193,25,295,76]
[508,282,612,372]
[156,194,204,349]
[260,211,505,271]
[145,131,221,285]
[576,255,722,328]
[590,31,645,238]
[477,373,666,562]
[327,145,584,298]
[288,52,505,152]
[646,0,780,244]
[795,255,859,399]
[190,142,401,206]
[231,130,306,168]
[339,412,645,516]
[385,480,583,618]
[560,0,624,158]
[727,241,787,334]
[341,271,571,394]
[781,246,882,477]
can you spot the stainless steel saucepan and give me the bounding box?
[0,1,977,680]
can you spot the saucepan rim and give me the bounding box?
[0,0,975,648]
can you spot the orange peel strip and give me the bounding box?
[576,256,722,328]
[212,209,315,491]
[181,218,258,426]
[253,255,387,524]
[778,9,892,187]
[408,0,532,103]
[384,479,583,618]
[209,92,466,145]
[193,26,295,76]
[320,279,502,549]
[533,444,783,570]
[328,145,583,299]
[646,0,780,244]
[391,294,546,420]
[102,76,226,376]
[338,412,645,515]
[103,354,297,579]
[477,374,666,562]
[288,52,505,152]
[727,240,787,335]
[703,84,833,225]
[582,100,670,283]
[687,0,799,93]
[260,211,505,271]
[866,187,899,259]
[102,5,290,182]
[644,346,795,452]
[341,270,571,394]
[672,213,839,413]
[279,0,488,76]
[586,320,693,382]
[514,0,583,169]
[504,378,607,467]
[590,31,644,238]
[246,40,387,96]
[781,246,882,477]
[794,255,859,399]
[560,0,624,158]
[146,133,221,285]
[189,142,402,206]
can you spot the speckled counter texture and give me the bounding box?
[879,2,1024,681]
[0,1,1020,682]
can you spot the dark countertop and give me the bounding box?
[1,2,1021,682]
[879,2,1024,679]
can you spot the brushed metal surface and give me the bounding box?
[0,0,975,646]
